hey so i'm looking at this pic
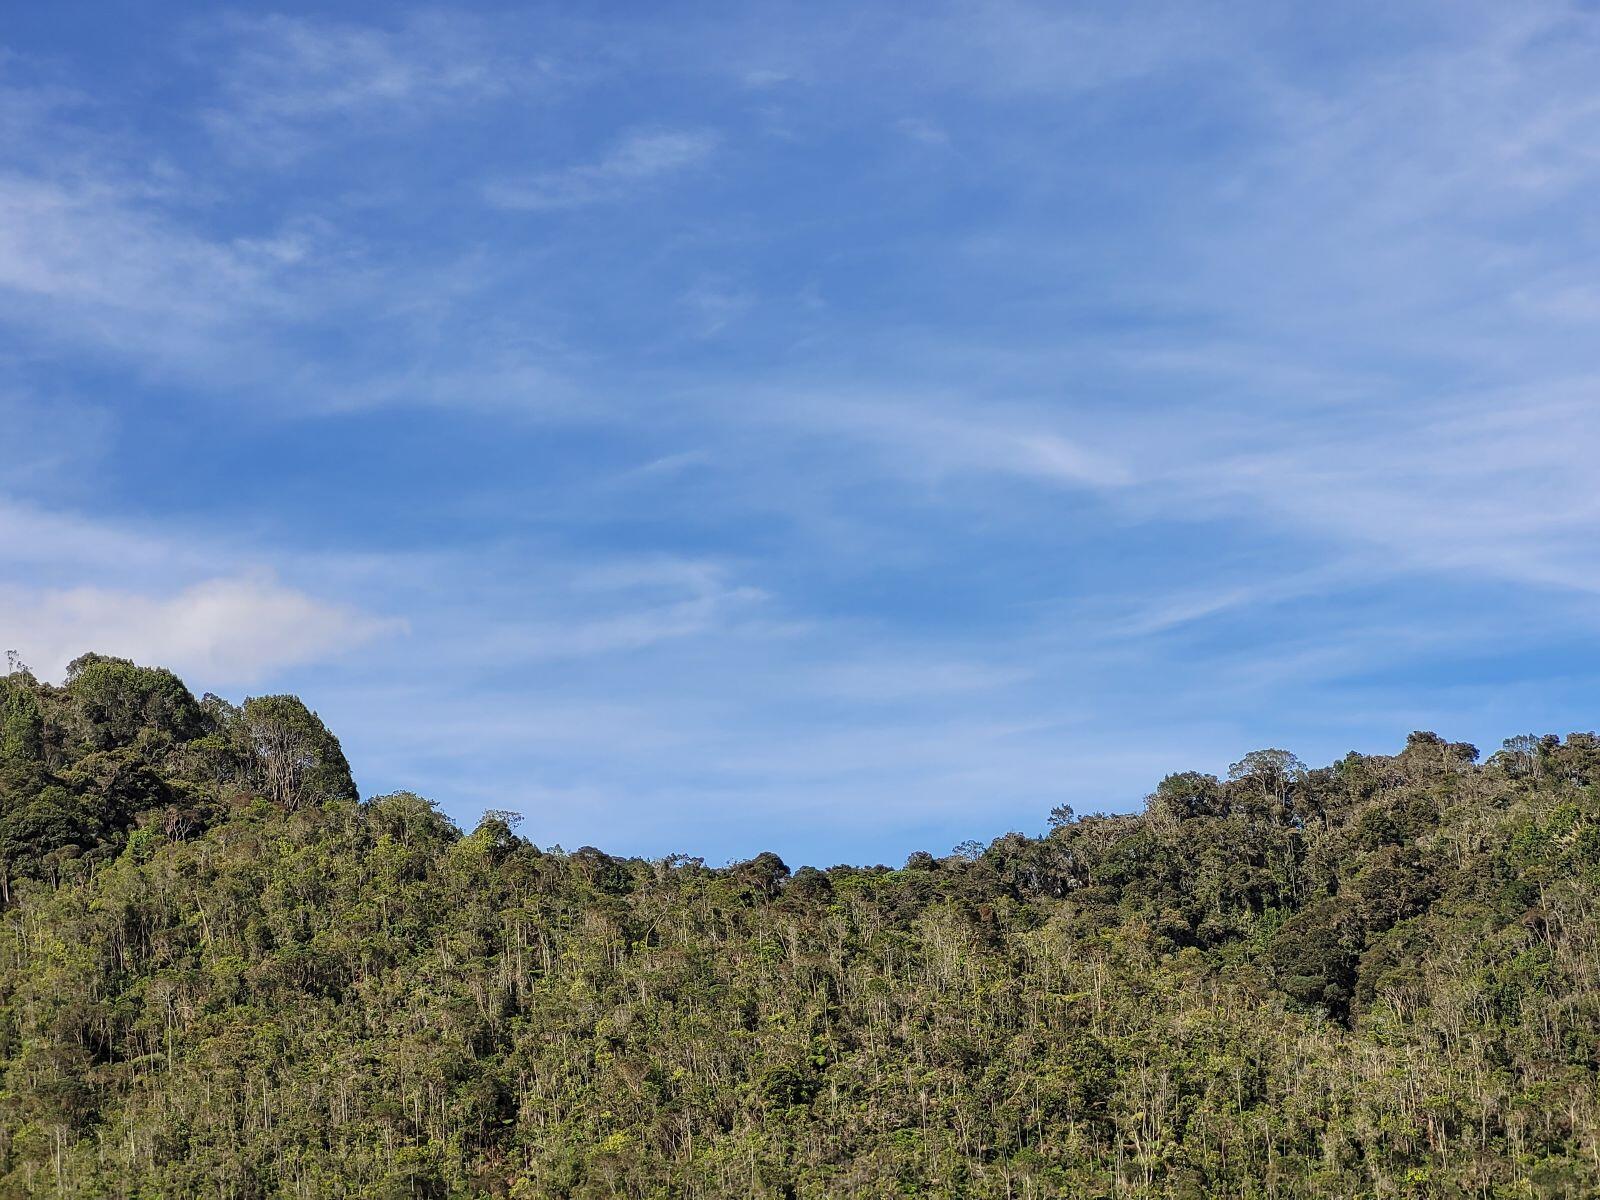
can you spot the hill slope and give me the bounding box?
[2,656,1598,1197]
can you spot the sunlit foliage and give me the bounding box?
[2,662,1597,1197]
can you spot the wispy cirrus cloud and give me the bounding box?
[196,12,514,164]
[0,174,302,330]
[756,393,1133,491]
[485,128,718,210]
[457,558,775,662]
[0,160,577,411]
[1174,388,1600,596]
[908,0,1234,97]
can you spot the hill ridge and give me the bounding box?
[1,654,1597,1197]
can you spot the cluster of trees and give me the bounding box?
[2,656,1599,1196]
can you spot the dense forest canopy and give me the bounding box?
[2,655,1599,1197]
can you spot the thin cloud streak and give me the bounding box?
[485,128,719,211]
[197,12,514,164]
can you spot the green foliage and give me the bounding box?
[0,659,1598,1196]
[239,693,359,811]
[0,674,43,765]
[63,652,203,754]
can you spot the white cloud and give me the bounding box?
[1131,385,1600,596]
[199,12,511,164]
[955,1,1231,94]
[679,278,754,336]
[0,175,266,312]
[452,557,772,662]
[808,656,1031,702]
[0,574,403,687]
[0,172,317,370]
[742,68,799,89]
[0,393,113,493]
[0,169,574,413]
[894,118,949,147]
[485,128,718,210]
[0,496,404,686]
[760,395,1133,491]
[703,3,1600,606]
[0,496,205,577]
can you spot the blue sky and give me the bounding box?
[5,2,1600,865]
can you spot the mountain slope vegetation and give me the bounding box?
[2,655,1598,1197]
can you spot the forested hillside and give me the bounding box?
[2,655,1599,1197]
